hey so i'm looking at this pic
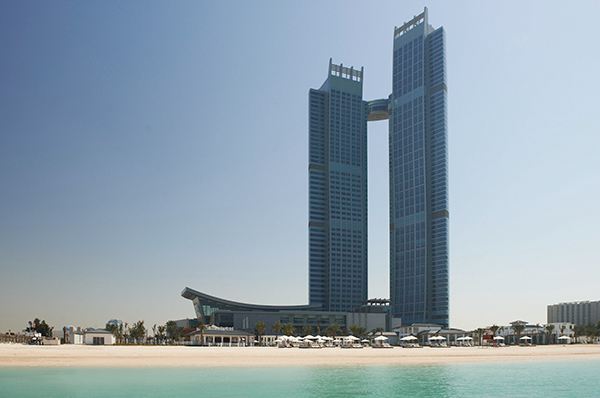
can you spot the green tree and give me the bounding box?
[157,325,166,344]
[270,321,283,341]
[372,327,384,336]
[325,323,341,338]
[196,323,207,346]
[302,325,312,336]
[573,324,584,343]
[105,323,122,343]
[314,326,320,336]
[166,321,182,343]
[475,328,485,346]
[282,323,296,336]
[349,324,366,338]
[123,322,130,344]
[545,324,555,345]
[131,320,146,344]
[255,321,267,345]
[489,325,499,337]
[28,318,52,337]
[584,323,597,343]
[152,324,157,345]
[513,324,526,345]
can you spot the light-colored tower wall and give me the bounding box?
[389,8,449,327]
[548,301,600,326]
[309,60,368,312]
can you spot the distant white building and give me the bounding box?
[69,331,84,344]
[84,329,115,345]
[394,323,441,338]
[548,300,600,326]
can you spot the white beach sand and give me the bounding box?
[1,344,600,367]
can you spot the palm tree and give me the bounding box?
[545,324,555,345]
[131,320,146,344]
[166,321,182,344]
[196,323,207,346]
[152,324,157,345]
[302,325,312,336]
[282,323,296,337]
[157,325,166,344]
[475,328,485,346]
[270,321,283,341]
[573,324,584,343]
[585,323,597,343]
[254,321,266,345]
[165,321,176,343]
[314,326,320,336]
[489,325,499,346]
[489,325,499,337]
[349,324,366,338]
[513,324,526,345]
[105,323,120,343]
[534,323,543,345]
[326,323,341,338]
[123,322,129,345]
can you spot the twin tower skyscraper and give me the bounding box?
[308,8,449,328]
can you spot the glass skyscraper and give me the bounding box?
[309,8,448,328]
[308,59,368,312]
[389,8,449,327]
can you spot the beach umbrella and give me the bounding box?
[304,335,315,340]
[374,335,388,341]
[558,336,570,341]
[401,336,418,341]
[346,335,359,340]
[493,336,505,340]
[520,336,531,340]
[361,339,370,343]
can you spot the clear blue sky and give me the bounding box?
[1,0,599,333]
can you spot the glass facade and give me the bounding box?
[308,59,368,312]
[389,8,449,328]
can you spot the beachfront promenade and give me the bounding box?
[2,344,599,367]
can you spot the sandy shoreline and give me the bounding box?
[1,344,600,367]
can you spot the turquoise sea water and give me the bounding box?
[1,359,598,397]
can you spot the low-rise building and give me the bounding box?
[84,329,115,345]
[186,325,253,347]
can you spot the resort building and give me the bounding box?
[181,287,400,333]
[548,300,600,326]
[187,325,254,347]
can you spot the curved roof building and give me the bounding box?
[181,287,321,324]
